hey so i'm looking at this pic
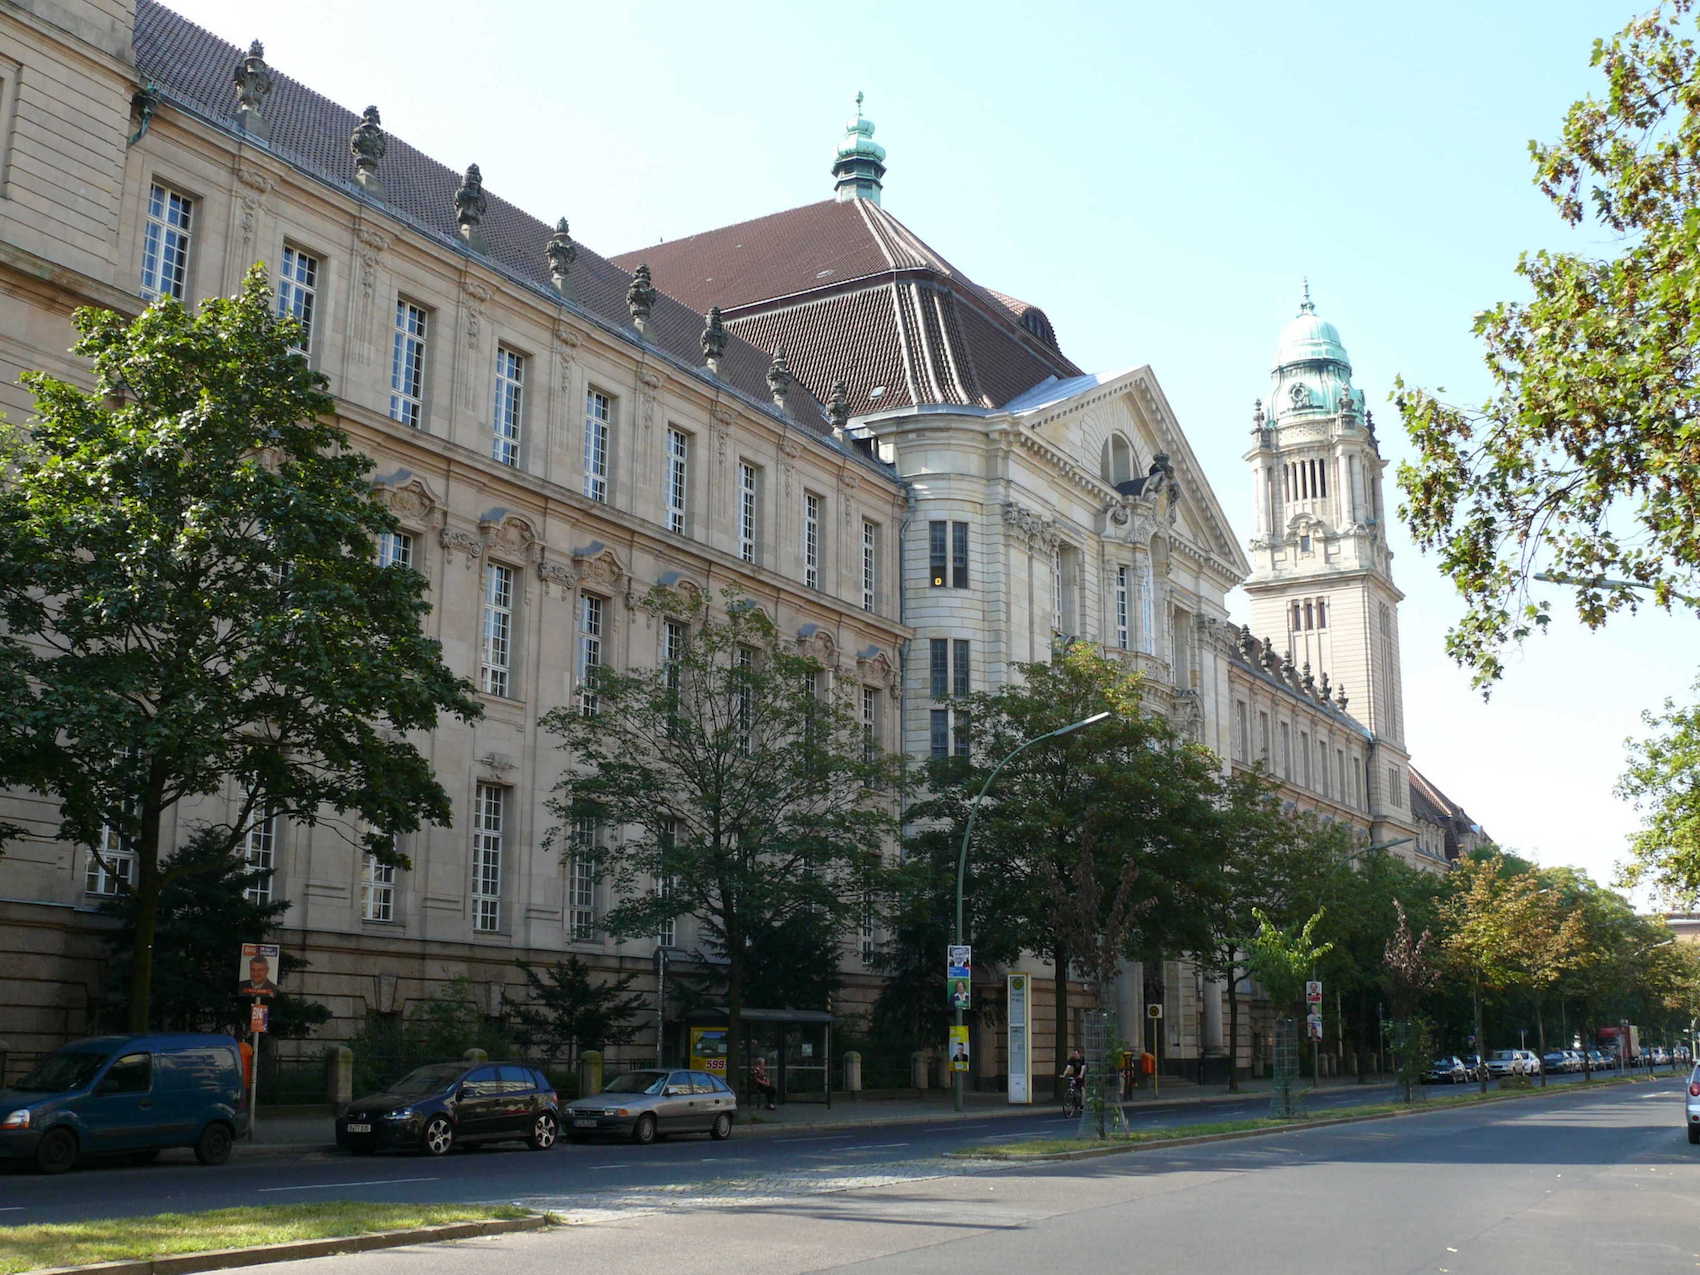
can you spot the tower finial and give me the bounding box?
[855,90,864,118]
[1300,277,1314,314]
[832,93,887,205]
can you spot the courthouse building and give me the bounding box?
[0,0,1488,1079]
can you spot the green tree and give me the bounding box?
[916,643,1225,1064]
[97,828,329,1038]
[1395,0,1700,689]
[0,271,481,1030]
[504,956,646,1068]
[1617,680,1700,897]
[542,585,896,1092]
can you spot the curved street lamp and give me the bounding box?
[952,710,1111,1113]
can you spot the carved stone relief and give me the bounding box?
[440,526,484,569]
[352,222,391,364]
[536,560,578,597]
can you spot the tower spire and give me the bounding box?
[832,91,887,205]
[1300,277,1314,314]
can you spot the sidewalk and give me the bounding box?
[243,1071,1398,1156]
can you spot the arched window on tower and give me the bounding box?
[1304,601,1314,631]
[1291,602,1302,631]
[1317,598,1328,629]
[1100,434,1134,487]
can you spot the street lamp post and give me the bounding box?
[953,710,1111,1114]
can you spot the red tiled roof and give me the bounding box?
[611,200,1079,412]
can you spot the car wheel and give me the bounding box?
[34,1127,78,1175]
[632,1114,657,1146]
[194,1122,233,1167]
[422,1115,455,1157]
[528,1113,558,1151]
[710,1112,732,1141]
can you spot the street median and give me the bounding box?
[1,1202,552,1275]
[950,1073,1653,1162]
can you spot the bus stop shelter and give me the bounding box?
[685,1007,835,1108]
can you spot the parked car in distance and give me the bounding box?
[1541,1051,1571,1075]
[1584,1049,1608,1071]
[565,1068,738,1145]
[0,1033,247,1175]
[1486,1049,1542,1077]
[335,1062,559,1157]
[1423,1057,1470,1085]
[1686,1065,1700,1144]
[1462,1054,1489,1082]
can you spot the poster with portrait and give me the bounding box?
[948,1024,970,1072]
[238,942,281,997]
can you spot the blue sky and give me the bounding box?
[174,0,1693,898]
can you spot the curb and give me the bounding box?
[948,1074,1656,1163]
[27,1214,551,1275]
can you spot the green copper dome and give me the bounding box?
[1268,284,1361,422]
[832,92,887,204]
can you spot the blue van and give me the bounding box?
[0,1033,248,1174]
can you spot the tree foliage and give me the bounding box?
[542,585,896,1085]
[503,956,646,1067]
[1394,0,1700,688]
[1244,907,1333,1016]
[0,270,481,1030]
[1617,677,1700,898]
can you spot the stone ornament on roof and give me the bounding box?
[454,164,488,249]
[232,39,273,138]
[545,218,577,294]
[350,106,386,193]
[701,305,727,372]
[766,350,793,409]
[828,380,850,434]
[627,264,657,335]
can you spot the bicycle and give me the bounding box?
[1060,1074,1084,1119]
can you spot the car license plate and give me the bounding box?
[345,1123,371,1133]
[572,1118,597,1128]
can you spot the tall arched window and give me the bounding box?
[1100,433,1134,486]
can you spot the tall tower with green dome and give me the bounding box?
[1243,287,1408,765]
[832,92,887,204]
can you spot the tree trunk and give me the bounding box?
[1053,943,1070,1099]
[1474,981,1486,1095]
[1536,996,1548,1087]
[725,944,745,1111]
[1225,960,1240,1093]
[126,807,166,1032]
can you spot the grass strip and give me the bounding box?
[0,1201,532,1275]
[964,1073,1652,1160]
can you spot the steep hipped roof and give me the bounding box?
[1410,765,1487,862]
[130,2,835,441]
[610,199,1080,416]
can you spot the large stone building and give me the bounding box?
[0,0,909,1063]
[0,1,1491,1082]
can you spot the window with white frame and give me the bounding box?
[361,853,396,922]
[738,462,761,563]
[275,245,319,353]
[377,530,414,569]
[862,521,879,612]
[584,389,612,501]
[1235,701,1249,762]
[492,346,525,466]
[389,300,427,427]
[803,491,822,589]
[480,563,514,697]
[85,825,135,896]
[472,783,504,932]
[665,428,689,534]
[861,891,876,965]
[862,685,881,762]
[140,181,193,301]
[578,593,604,717]
[929,708,950,759]
[1115,565,1130,650]
[655,819,676,947]
[569,818,598,940]
[735,645,754,752]
[1052,547,1065,633]
[244,810,277,904]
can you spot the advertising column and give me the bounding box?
[1007,972,1032,1104]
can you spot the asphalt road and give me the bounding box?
[252,1076,1700,1275]
[0,1069,1620,1225]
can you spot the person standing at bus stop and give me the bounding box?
[751,1054,777,1110]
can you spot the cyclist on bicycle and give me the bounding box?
[1060,1047,1087,1114]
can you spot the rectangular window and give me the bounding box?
[1235,701,1249,762]
[953,639,971,698]
[861,894,876,966]
[569,819,598,941]
[953,708,971,759]
[862,521,879,612]
[480,563,514,698]
[929,521,948,587]
[930,638,949,700]
[361,854,396,922]
[472,784,504,933]
[1258,711,1271,765]
[243,811,276,905]
[1300,732,1312,788]
[584,389,611,501]
[656,819,676,947]
[735,645,754,751]
[1388,765,1401,809]
[1279,722,1291,779]
[1115,565,1130,650]
[1318,740,1330,798]
[377,530,414,569]
[738,462,760,564]
[803,491,821,589]
[1336,748,1346,802]
[275,245,318,353]
[578,594,604,717]
[492,346,525,466]
[665,428,689,534]
[930,708,951,759]
[389,300,427,427]
[1053,548,1064,633]
[85,826,135,896]
[952,521,969,589]
[862,686,880,763]
[140,181,192,301]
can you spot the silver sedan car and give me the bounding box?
[1686,1065,1700,1145]
[565,1068,737,1145]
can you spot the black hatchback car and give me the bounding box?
[335,1062,559,1156]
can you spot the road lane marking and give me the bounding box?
[590,1162,625,1169]
[859,1142,910,1149]
[259,1177,438,1192]
[0,1208,25,1213]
